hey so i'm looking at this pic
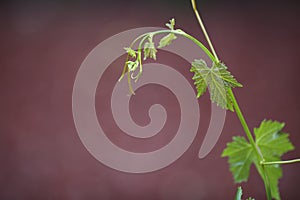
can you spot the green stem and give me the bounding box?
[132,30,216,62]
[228,89,262,158]
[229,90,272,199]
[191,1,272,199]
[261,164,273,200]
[261,158,300,165]
[179,30,216,62]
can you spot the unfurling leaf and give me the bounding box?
[124,47,137,58]
[158,18,177,48]
[190,59,242,110]
[158,33,177,48]
[126,60,139,72]
[143,37,157,60]
[166,18,175,30]
[222,120,294,200]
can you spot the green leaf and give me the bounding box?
[222,136,254,182]
[158,33,177,48]
[124,47,137,58]
[126,60,139,72]
[214,62,243,88]
[166,18,175,30]
[235,186,243,200]
[190,59,208,98]
[143,38,157,60]
[222,120,294,200]
[254,120,294,157]
[190,59,242,110]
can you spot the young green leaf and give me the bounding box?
[158,33,177,48]
[126,60,139,72]
[190,59,208,98]
[157,18,177,48]
[166,18,175,30]
[124,47,137,58]
[190,59,242,110]
[143,38,157,60]
[222,120,294,200]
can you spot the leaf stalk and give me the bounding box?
[261,158,300,165]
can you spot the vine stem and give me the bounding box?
[129,30,216,61]
[229,89,272,200]
[191,0,219,61]
[227,89,263,159]
[261,158,300,165]
[191,0,272,199]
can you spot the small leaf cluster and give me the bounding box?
[120,19,178,94]
[222,120,294,200]
[158,18,177,48]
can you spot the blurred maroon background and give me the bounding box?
[1,0,300,199]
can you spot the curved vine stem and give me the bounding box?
[130,30,216,62]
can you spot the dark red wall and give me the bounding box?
[1,0,300,199]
